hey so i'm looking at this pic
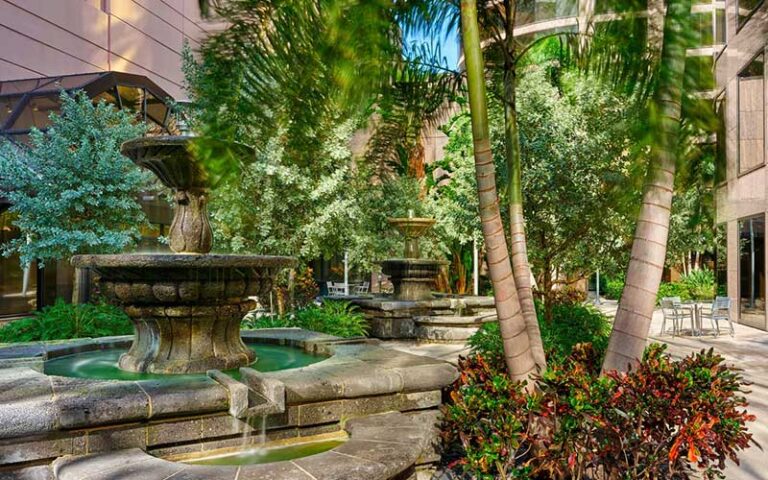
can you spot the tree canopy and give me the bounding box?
[0,91,149,267]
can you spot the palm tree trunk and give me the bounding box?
[601,0,691,373]
[503,1,546,371]
[461,0,537,385]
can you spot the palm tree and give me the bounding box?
[460,0,538,385]
[601,0,692,372]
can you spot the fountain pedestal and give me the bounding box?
[72,254,295,374]
[380,259,447,302]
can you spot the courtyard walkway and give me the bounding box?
[382,300,768,479]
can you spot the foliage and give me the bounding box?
[658,281,693,302]
[430,67,638,303]
[606,270,715,303]
[0,299,133,343]
[442,344,755,480]
[242,300,368,338]
[604,277,625,300]
[681,268,716,300]
[0,91,149,267]
[469,303,611,366]
[206,119,411,270]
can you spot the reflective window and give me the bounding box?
[11,95,59,131]
[515,0,577,25]
[117,85,145,120]
[692,11,715,47]
[738,53,764,174]
[737,0,765,30]
[739,215,765,323]
[685,55,715,91]
[715,94,726,184]
[715,223,727,297]
[715,9,726,44]
[0,210,37,317]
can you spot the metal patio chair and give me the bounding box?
[700,296,734,337]
[660,297,694,336]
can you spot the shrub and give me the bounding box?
[0,299,132,343]
[681,269,716,300]
[657,281,692,302]
[469,303,611,366]
[442,344,755,480]
[241,300,368,337]
[603,277,624,300]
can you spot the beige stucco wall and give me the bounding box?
[0,0,218,99]
[715,1,768,330]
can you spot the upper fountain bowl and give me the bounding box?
[387,217,436,239]
[121,135,207,191]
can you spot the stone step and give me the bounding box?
[414,315,497,326]
[414,325,482,343]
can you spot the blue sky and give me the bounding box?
[405,21,461,70]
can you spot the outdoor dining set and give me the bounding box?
[326,281,370,296]
[660,296,734,337]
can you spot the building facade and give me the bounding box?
[0,0,216,317]
[714,0,767,330]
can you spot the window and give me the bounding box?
[715,94,726,184]
[739,215,765,323]
[715,223,727,297]
[738,53,764,174]
[685,55,715,91]
[737,0,764,30]
[535,0,578,21]
[715,8,726,44]
[0,210,37,317]
[692,12,715,47]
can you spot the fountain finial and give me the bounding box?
[121,136,213,254]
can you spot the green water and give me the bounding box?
[185,439,346,466]
[44,343,325,381]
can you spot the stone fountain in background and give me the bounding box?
[349,213,497,342]
[72,136,296,374]
[380,214,448,301]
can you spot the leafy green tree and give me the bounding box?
[431,68,639,321]
[513,68,637,321]
[0,91,148,267]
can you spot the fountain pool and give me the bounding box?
[44,342,326,381]
[181,433,347,466]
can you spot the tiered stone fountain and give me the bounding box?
[351,214,497,341]
[380,214,448,301]
[0,136,460,480]
[72,136,295,374]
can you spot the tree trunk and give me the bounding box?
[503,0,547,372]
[601,0,691,373]
[461,0,537,385]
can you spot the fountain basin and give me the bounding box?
[72,254,296,374]
[0,329,457,477]
[44,342,325,381]
[380,258,449,301]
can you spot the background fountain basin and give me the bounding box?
[0,329,457,478]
